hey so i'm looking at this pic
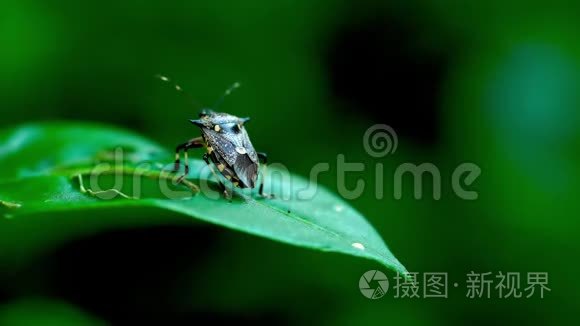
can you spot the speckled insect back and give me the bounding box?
[191,110,261,189]
[158,75,271,199]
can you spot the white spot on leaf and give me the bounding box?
[352,242,365,250]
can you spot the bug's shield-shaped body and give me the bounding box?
[191,112,258,188]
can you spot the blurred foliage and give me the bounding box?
[0,0,579,324]
[0,298,104,326]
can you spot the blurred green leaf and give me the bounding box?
[0,298,104,326]
[0,122,407,275]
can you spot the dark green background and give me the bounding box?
[1,0,579,324]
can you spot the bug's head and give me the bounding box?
[190,111,250,133]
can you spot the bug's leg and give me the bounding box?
[175,137,204,183]
[257,152,274,198]
[223,186,232,202]
[174,143,187,171]
[202,153,229,198]
[257,152,268,164]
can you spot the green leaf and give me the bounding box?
[0,122,407,275]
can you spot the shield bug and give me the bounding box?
[158,75,271,199]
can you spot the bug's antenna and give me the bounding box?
[213,82,241,109]
[156,74,203,109]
